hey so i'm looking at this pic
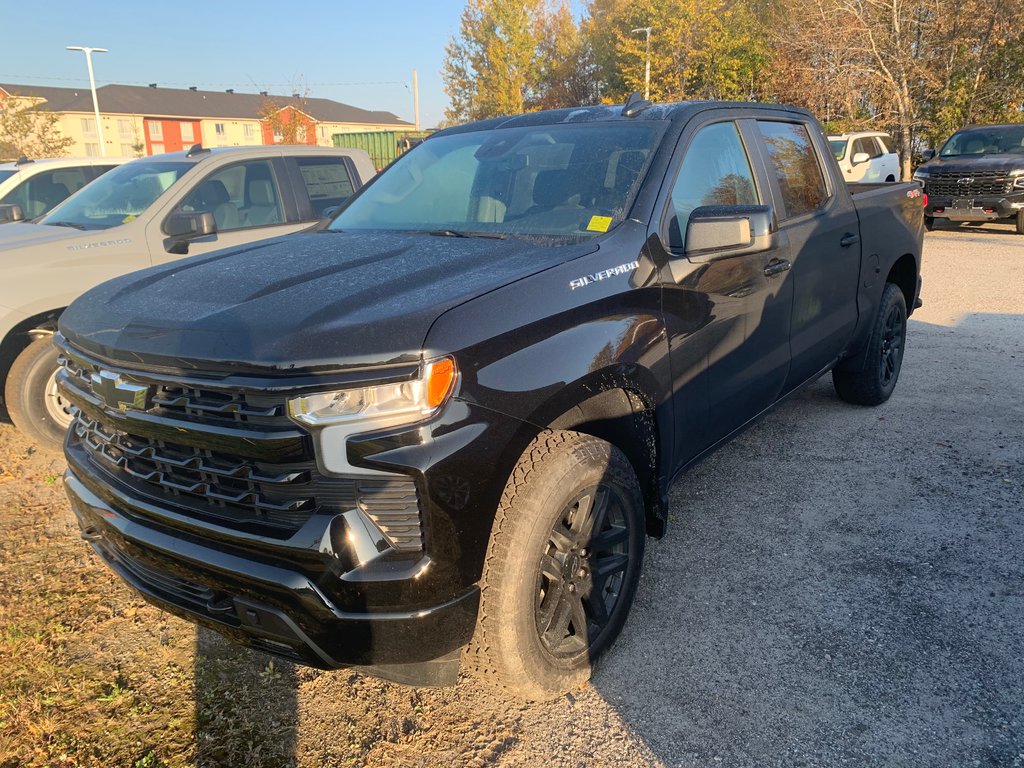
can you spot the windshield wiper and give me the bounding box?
[425,229,508,240]
[46,220,88,230]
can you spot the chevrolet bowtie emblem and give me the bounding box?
[957,177,973,184]
[90,370,151,412]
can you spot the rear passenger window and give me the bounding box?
[0,168,88,218]
[667,121,759,249]
[178,159,284,231]
[295,158,355,217]
[756,121,828,218]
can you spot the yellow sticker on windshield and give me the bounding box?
[122,214,137,224]
[586,215,612,232]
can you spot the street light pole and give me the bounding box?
[631,27,652,101]
[66,45,108,157]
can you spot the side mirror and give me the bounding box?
[851,152,870,165]
[684,205,774,263]
[164,211,217,254]
[0,204,25,224]
[921,149,935,161]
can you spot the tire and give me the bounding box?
[924,216,935,231]
[4,336,74,452]
[833,282,907,406]
[885,175,896,182]
[467,430,646,700]
[1016,210,1024,235]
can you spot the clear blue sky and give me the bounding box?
[0,0,487,129]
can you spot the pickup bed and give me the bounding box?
[55,97,923,700]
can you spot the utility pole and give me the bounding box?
[631,27,652,101]
[66,45,108,157]
[413,69,420,131]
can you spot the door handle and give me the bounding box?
[840,233,860,248]
[764,259,791,277]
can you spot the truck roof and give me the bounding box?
[0,156,131,172]
[828,131,892,140]
[433,101,814,138]
[143,144,375,165]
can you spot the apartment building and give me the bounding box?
[0,83,411,157]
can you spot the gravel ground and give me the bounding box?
[2,222,1021,767]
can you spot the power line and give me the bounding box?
[2,74,408,89]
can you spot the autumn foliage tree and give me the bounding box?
[0,94,74,160]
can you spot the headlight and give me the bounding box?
[288,357,457,427]
[1014,175,1024,190]
[912,170,930,180]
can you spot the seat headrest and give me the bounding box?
[199,179,230,205]
[532,169,578,208]
[248,179,274,206]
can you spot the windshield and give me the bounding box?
[0,170,15,184]
[329,122,665,240]
[39,160,193,230]
[829,139,848,160]
[939,126,1024,157]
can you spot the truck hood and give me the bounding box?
[60,230,597,374]
[0,221,108,250]
[919,153,1024,174]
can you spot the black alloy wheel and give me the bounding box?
[535,484,632,659]
[878,301,905,388]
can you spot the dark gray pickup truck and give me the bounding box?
[56,96,924,700]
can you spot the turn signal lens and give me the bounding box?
[426,357,457,409]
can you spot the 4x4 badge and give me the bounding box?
[90,370,151,412]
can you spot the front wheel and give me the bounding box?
[833,282,907,406]
[467,431,645,700]
[4,336,74,452]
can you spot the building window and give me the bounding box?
[81,118,97,137]
[149,121,163,140]
[181,122,195,143]
[319,126,326,140]
[215,123,226,136]
[120,143,135,157]
[297,125,307,143]
[118,119,132,140]
[150,143,165,155]
[243,124,255,141]
[273,127,283,143]
[84,142,100,156]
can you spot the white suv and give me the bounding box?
[828,131,900,183]
[0,157,127,222]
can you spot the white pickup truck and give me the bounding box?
[828,131,901,183]
[0,156,126,223]
[0,144,375,449]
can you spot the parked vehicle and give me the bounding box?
[56,97,923,700]
[828,131,900,183]
[0,144,374,449]
[913,123,1024,233]
[0,156,126,223]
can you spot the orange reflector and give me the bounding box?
[426,358,457,409]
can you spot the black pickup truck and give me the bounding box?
[55,97,924,700]
[914,123,1024,233]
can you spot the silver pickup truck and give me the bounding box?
[0,144,375,449]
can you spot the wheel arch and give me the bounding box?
[886,253,918,316]
[0,307,65,398]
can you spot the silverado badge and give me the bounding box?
[90,370,151,412]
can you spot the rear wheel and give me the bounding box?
[833,282,907,406]
[4,336,73,452]
[468,431,645,700]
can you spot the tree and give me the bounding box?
[585,0,771,103]
[258,92,315,145]
[0,93,74,160]
[442,0,546,123]
[534,1,601,109]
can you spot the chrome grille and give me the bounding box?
[924,172,1014,198]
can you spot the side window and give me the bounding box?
[0,169,82,218]
[756,121,827,219]
[878,135,896,154]
[667,121,759,249]
[177,159,284,231]
[294,157,355,217]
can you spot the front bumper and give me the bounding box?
[65,465,479,686]
[925,192,1024,221]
